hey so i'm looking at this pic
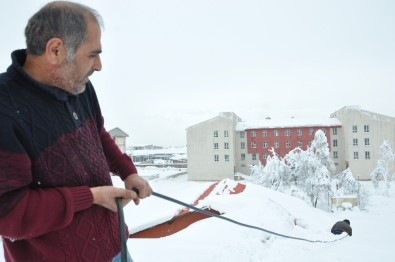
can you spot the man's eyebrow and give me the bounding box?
[91,49,102,55]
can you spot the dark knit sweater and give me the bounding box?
[0,50,137,261]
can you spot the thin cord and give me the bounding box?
[152,191,348,243]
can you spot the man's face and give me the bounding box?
[58,18,102,94]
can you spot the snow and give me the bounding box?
[236,117,341,131]
[128,147,187,157]
[1,173,395,261]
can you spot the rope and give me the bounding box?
[116,197,128,262]
[152,191,348,243]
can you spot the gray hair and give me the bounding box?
[25,1,104,61]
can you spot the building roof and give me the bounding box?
[331,106,395,121]
[236,117,342,131]
[186,112,242,130]
[108,127,129,137]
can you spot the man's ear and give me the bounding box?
[46,38,66,65]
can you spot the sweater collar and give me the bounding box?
[8,49,78,102]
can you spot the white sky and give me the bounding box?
[1,0,395,146]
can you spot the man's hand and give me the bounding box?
[90,186,138,212]
[124,174,153,205]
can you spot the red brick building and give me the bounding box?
[246,125,337,164]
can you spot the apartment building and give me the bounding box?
[235,117,342,176]
[187,112,241,181]
[187,106,395,181]
[331,106,395,180]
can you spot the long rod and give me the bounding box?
[116,197,127,262]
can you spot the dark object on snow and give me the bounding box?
[331,219,352,236]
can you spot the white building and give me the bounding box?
[108,127,129,153]
[330,106,395,180]
[187,112,241,181]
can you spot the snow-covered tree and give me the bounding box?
[371,140,394,196]
[248,162,265,185]
[294,131,333,207]
[332,168,369,208]
[302,147,331,207]
[310,129,336,176]
[332,168,356,195]
[250,148,286,191]
[284,147,309,188]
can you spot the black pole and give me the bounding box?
[116,197,127,262]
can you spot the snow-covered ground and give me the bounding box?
[1,173,394,262]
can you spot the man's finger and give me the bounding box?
[133,198,140,205]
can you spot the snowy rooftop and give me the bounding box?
[236,117,342,131]
[2,173,394,261]
[127,147,187,156]
[118,174,393,262]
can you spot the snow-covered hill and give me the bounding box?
[2,175,394,261]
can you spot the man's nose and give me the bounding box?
[94,55,102,71]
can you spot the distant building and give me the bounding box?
[130,145,163,151]
[330,106,395,180]
[187,112,241,181]
[127,146,187,165]
[186,106,395,181]
[108,127,129,153]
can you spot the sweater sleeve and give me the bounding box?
[0,186,93,240]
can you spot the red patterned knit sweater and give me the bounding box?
[0,50,137,261]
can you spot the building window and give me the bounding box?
[297,129,302,136]
[365,151,370,159]
[274,141,280,148]
[333,151,338,159]
[241,153,245,161]
[224,130,229,137]
[240,142,245,149]
[224,142,229,149]
[297,140,302,147]
[214,143,219,150]
[251,142,256,148]
[225,155,230,162]
[353,139,358,146]
[252,154,257,160]
[286,141,291,148]
[321,128,326,134]
[263,153,268,160]
[364,125,370,133]
[365,138,370,146]
[354,152,359,159]
[309,128,314,135]
[332,128,337,135]
[251,130,256,137]
[274,130,279,136]
[262,130,268,137]
[263,142,268,148]
[333,139,338,147]
[214,130,218,137]
[240,131,245,138]
[352,126,357,133]
[285,129,290,136]
[214,155,219,162]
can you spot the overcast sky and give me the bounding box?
[1,0,394,146]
